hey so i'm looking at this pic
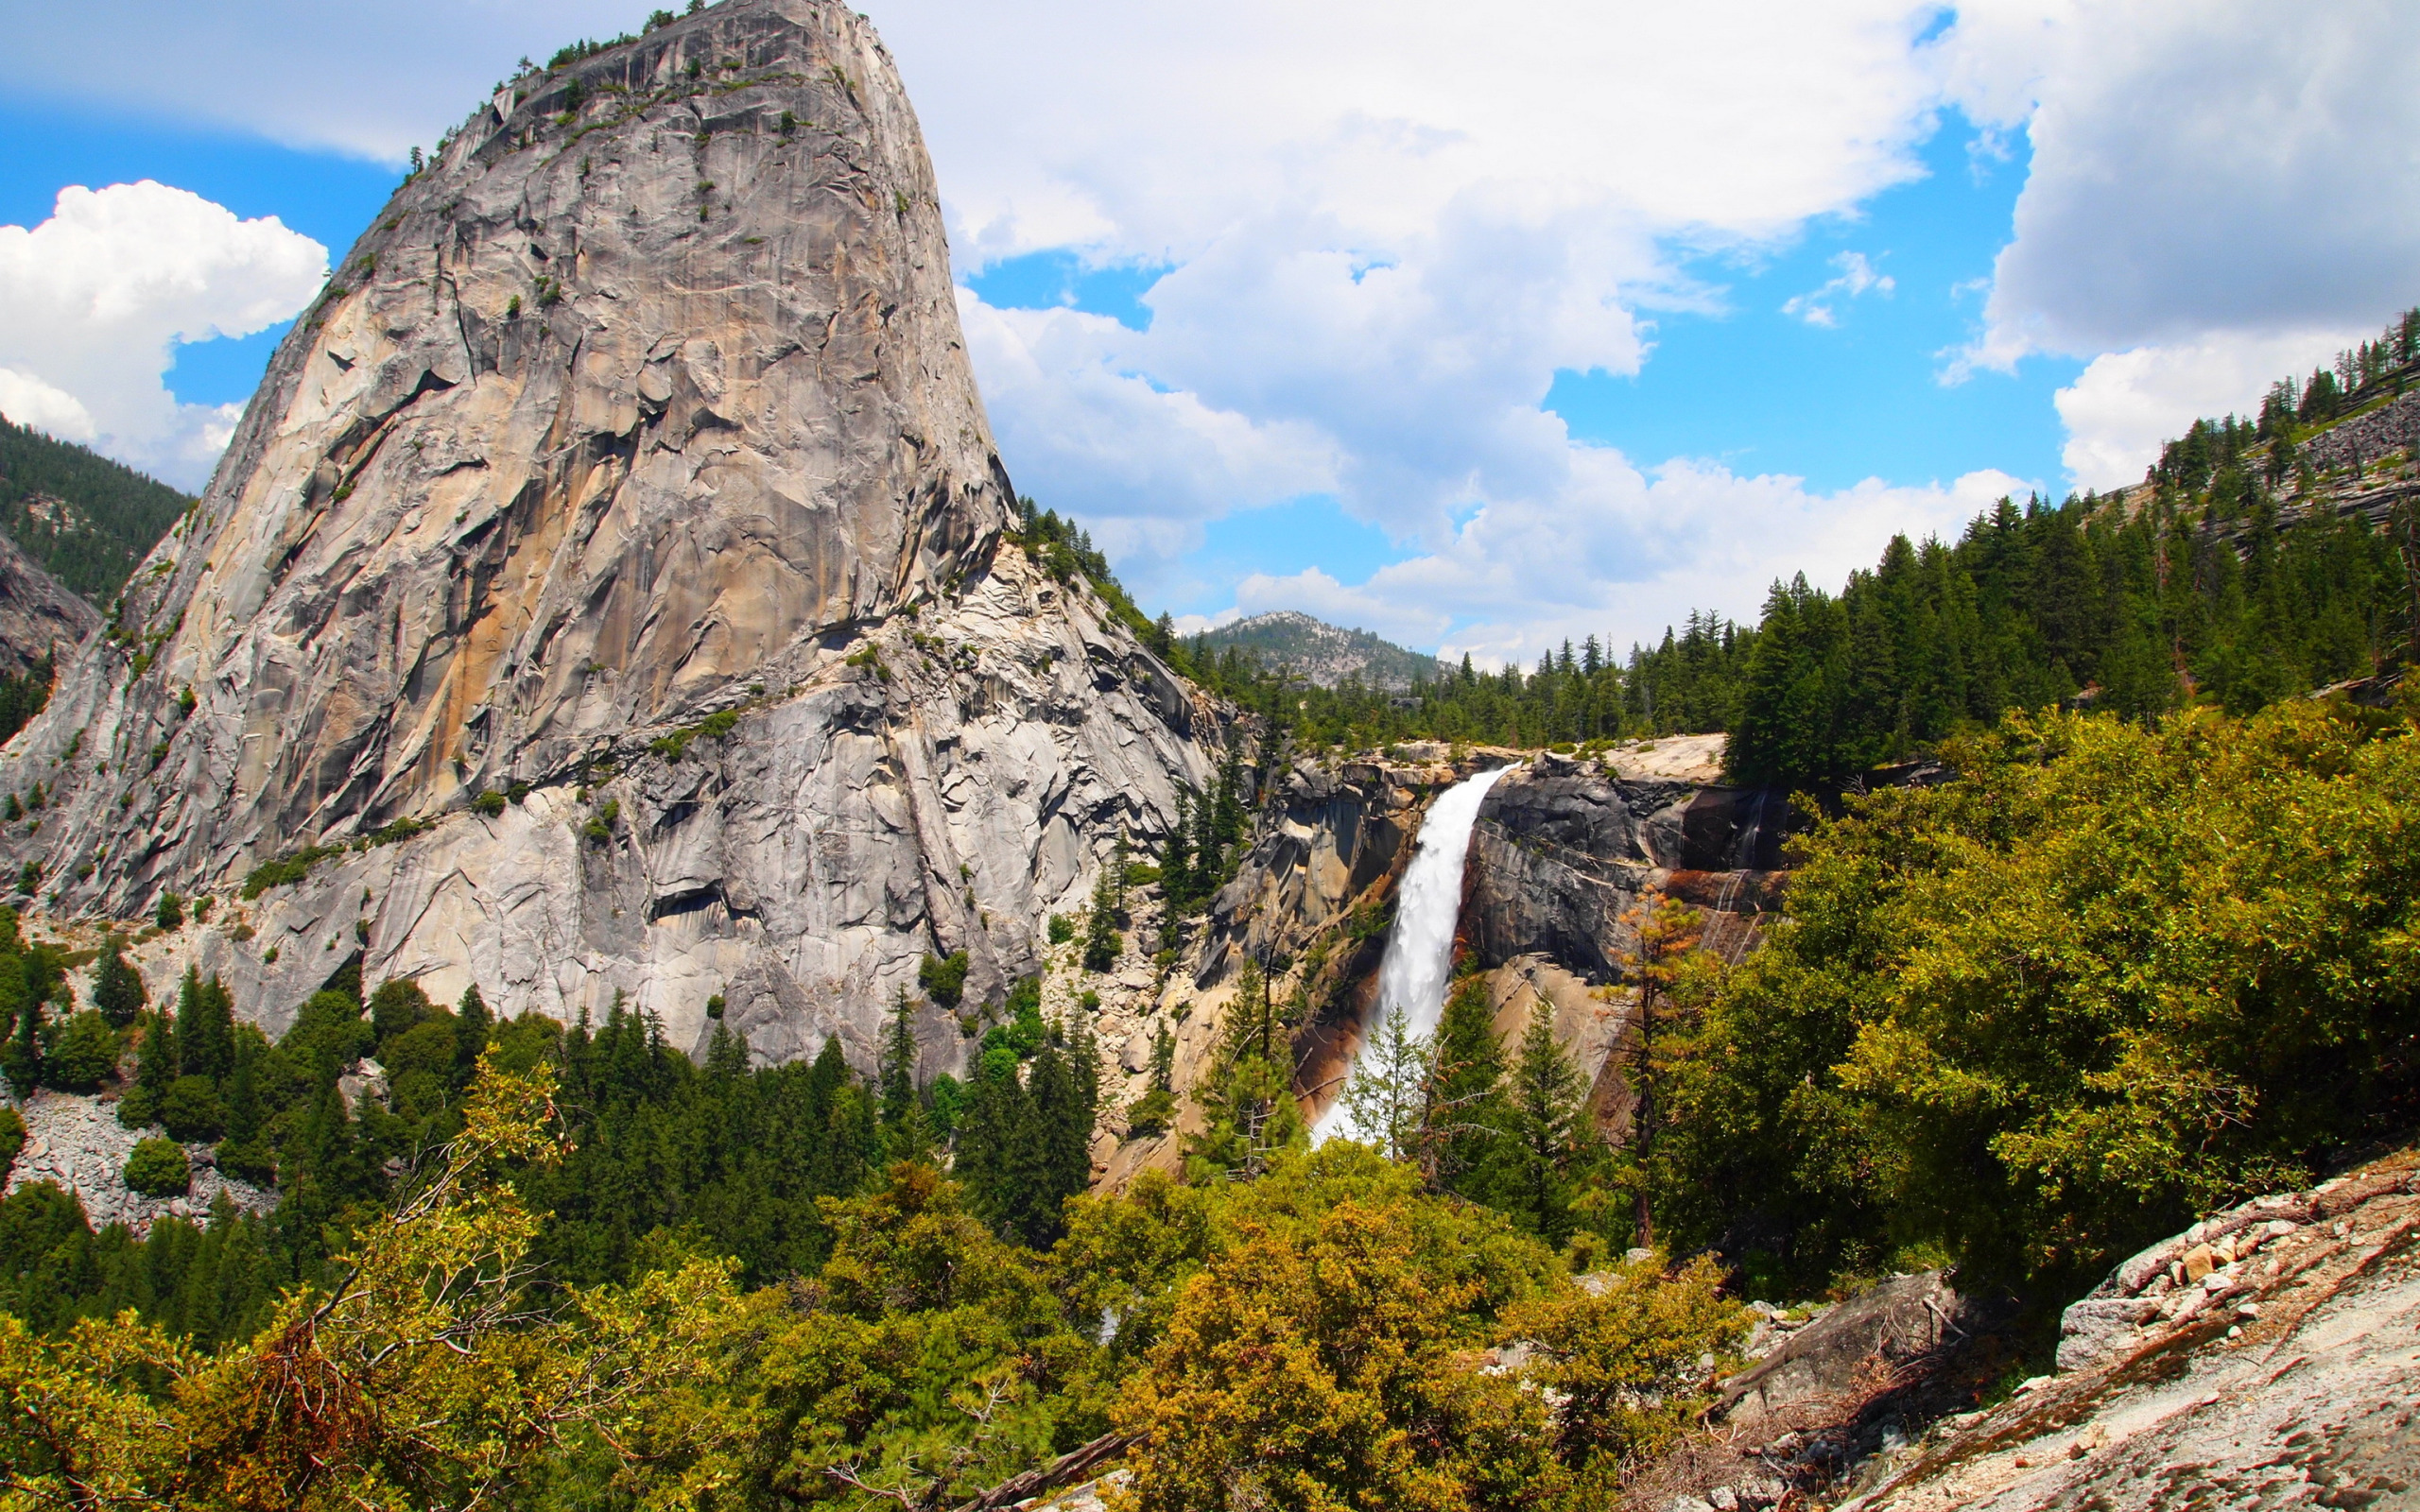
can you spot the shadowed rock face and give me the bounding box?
[1462,754,1784,982]
[0,532,96,679]
[0,0,1219,1071]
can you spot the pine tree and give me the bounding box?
[1210,742,1246,856]
[1162,789,1195,907]
[174,969,235,1086]
[1,981,38,1098]
[453,983,492,1089]
[1022,1033,1090,1246]
[1487,998,1589,1246]
[1081,863,1122,971]
[1616,890,1703,1247]
[878,986,930,1163]
[952,1050,1030,1236]
[1338,1006,1428,1161]
[1184,960,1306,1181]
[93,951,146,1029]
[1425,974,1505,1193]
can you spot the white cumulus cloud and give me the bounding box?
[12,1,2417,652]
[0,181,327,488]
[882,0,1962,649]
[1943,0,2420,366]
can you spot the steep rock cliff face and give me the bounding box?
[0,0,1218,1072]
[1464,745,1787,983]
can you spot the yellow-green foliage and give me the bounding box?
[1107,1146,1741,1511]
[0,1054,746,1510]
[1660,696,2420,1292]
[0,1074,1752,1510]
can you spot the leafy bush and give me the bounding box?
[154,891,182,929]
[215,1137,276,1186]
[1125,1087,1175,1139]
[43,1011,119,1091]
[157,1075,224,1143]
[0,1106,22,1182]
[917,950,969,1009]
[1660,698,2420,1294]
[471,790,508,816]
[1046,913,1075,945]
[122,1137,189,1197]
[648,708,741,761]
[241,844,345,899]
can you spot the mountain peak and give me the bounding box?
[1195,610,1445,690]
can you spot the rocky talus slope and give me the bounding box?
[0,529,97,678]
[0,0,1218,1074]
[5,1090,274,1238]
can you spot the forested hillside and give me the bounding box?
[0,418,193,604]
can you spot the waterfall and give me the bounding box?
[1312,764,1516,1143]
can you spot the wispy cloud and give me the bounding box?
[1781,251,1895,328]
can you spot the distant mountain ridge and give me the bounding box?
[1192,610,1446,689]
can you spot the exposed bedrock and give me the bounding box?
[1182,741,1791,1136]
[1462,749,1789,983]
[0,532,97,679]
[0,0,1223,1075]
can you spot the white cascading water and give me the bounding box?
[1311,764,1516,1143]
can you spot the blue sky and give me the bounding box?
[0,95,394,413]
[2,1,2413,662]
[965,113,2081,627]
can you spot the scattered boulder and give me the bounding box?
[1717,1271,1994,1446]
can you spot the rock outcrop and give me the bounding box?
[1464,746,1786,984]
[0,0,1219,1074]
[1841,1150,2420,1511]
[0,529,97,678]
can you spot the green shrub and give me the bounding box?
[1125,1087,1175,1139]
[363,816,431,848]
[0,1106,23,1181]
[649,709,741,761]
[215,1137,276,1186]
[44,1011,119,1091]
[157,1075,224,1143]
[154,891,182,929]
[1046,914,1075,945]
[242,844,344,899]
[471,790,508,816]
[123,1137,189,1197]
[1661,700,2420,1295]
[918,951,969,1009]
